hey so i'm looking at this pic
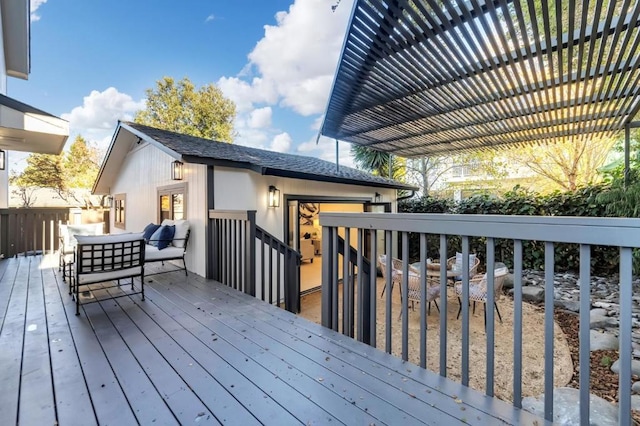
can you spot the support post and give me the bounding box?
[625,123,631,188]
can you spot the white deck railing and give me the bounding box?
[320,212,638,425]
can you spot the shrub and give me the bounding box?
[398,184,626,274]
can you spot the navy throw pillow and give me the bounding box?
[149,225,175,250]
[142,223,160,242]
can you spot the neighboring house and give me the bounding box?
[93,121,416,279]
[0,1,69,207]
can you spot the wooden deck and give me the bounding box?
[0,255,543,425]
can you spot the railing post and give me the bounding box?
[246,210,256,296]
[321,224,334,329]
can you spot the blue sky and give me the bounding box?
[9,0,356,170]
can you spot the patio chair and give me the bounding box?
[447,253,481,279]
[378,254,419,298]
[405,270,441,318]
[455,266,509,327]
[58,222,104,292]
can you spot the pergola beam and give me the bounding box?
[321,0,640,158]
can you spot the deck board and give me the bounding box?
[0,257,28,424]
[165,271,516,425]
[19,257,56,425]
[0,255,545,425]
[42,263,96,426]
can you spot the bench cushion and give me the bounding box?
[145,245,184,261]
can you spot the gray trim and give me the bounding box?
[319,213,640,246]
[206,165,215,279]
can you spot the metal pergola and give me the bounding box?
[320,0,640,159]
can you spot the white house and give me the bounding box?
[0,0,69,207]
[93,121,416,283]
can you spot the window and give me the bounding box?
[158,183,187,222]
[114,193,126,229]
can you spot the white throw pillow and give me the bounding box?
[172,219,190,248]
[161,219,175,227]
[454,252,477,273]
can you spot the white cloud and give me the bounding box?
[217,76,277,113]
[30,0,47,22]
[248,107,272,129]
[219,0,353,116]
[205,14,216,23]
[61,87,145,147]
[297,135,355,168]
[270,132,292,153]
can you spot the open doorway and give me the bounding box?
[285,197,390,295]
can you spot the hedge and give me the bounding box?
[397,185,623,274]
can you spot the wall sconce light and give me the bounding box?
[374,192,381,202]
[0,150,5,171]
[268,185,280,208]
[172,160,184,180]
[105,195,113,208]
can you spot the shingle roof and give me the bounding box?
[124,122,416,191]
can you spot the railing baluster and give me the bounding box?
[513,239,523,407]
[268,235,273,304]
[276,243,281,305]
[261,235,265,301]
[619,247,633,426]
[385,230,393,353]
[486,237,495,397]
[401,232,409,361]
[579,244,591,423]
[321,224,332,329]
[357,229,364,342]
[343,227,351,336]
[332,227,339,331]
[461,236,470,386]
[439,234,448,377]
[544,241,555,422]
[419,232,427,369]
[369,229,377,348]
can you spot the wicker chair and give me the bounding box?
[455,266,509,327]
[447,254,481,279]
[377,254,418,298]
[405,270,441,317]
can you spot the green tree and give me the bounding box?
[65,135,101,189]
[134,76,237,142]
[351,145,405,180]
[12,134,105,206]
[14,153,69,200]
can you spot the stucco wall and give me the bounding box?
[213,166,397,241]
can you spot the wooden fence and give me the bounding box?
[0,208,109,258]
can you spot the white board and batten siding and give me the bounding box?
[109,142,208,276]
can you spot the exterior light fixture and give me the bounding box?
[172,160,183,180]
[0,150,5,170]
[105,195,113,208]
[268,185,280,208]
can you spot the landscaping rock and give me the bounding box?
[521,286,545,303]
[590,314,618,329]
[632,381,640,394]
[590,331,619,351]
[555,300,580,312]
[591,308,609,318]
[610,359,640,377]
[502,273,514,289]
[521,387,618,425]
[633,395,640,411]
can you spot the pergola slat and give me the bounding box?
[321,0,640,156]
